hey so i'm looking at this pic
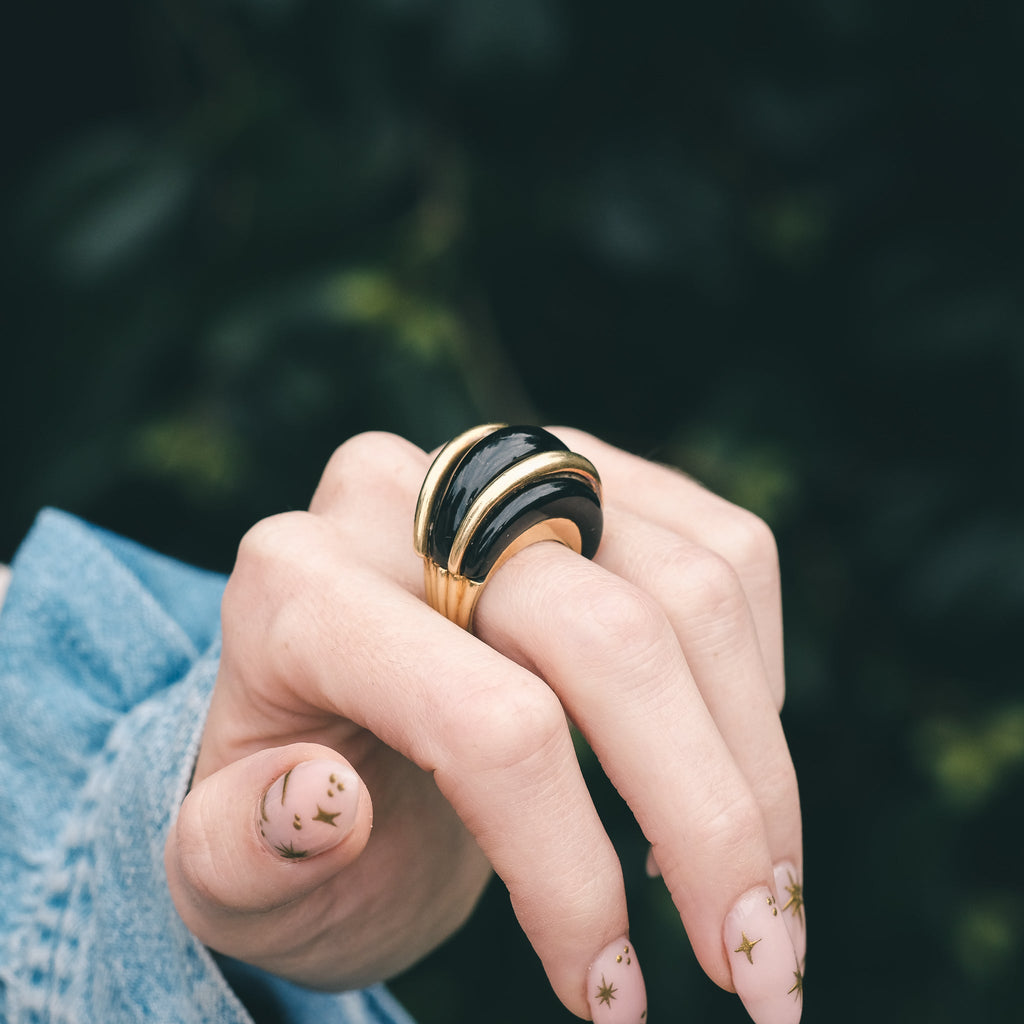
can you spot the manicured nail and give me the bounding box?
[644,846,661,879]
[773,861,806,970]
[587,936,647,1023]
[259,760,359,860]
[724,887,803,1024]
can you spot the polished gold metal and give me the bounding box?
[413,422,503,559]
[421,564,483,631]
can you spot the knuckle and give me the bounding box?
[442,679,568,776]
[224,512,313,613]
[720,509,780,583]
[312,431,425,519]
[574,578,671,669]
[221,511,325,663]
[233,510,313,573]
[320,431,421,495]
[696,790,766,859]
[675,544,749,625]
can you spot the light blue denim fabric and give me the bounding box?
[0,510,416,1024]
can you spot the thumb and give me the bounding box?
[166,743,373,942]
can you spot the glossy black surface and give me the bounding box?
[427,425,569,566]
[460,476,603,582]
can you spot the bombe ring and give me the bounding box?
[414,424,604,631]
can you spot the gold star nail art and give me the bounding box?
[734,932,762,965]
[261,761,357,860]
[595,975,617,1007]
[788,966,804,1001]
[313,805,342,826]
[274,841,309,859]
[781,872,804,926]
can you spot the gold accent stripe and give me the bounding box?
[448,450,600,576]
[413,423,505,556]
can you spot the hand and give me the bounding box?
[165,429,805,1024]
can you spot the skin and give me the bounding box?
[164,429,802,1018]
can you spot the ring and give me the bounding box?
[414,424,603,631]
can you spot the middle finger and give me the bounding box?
[475,538,803,1017]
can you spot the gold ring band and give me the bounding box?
[414,424,603,631]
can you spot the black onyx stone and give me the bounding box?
[427,426,570,567]
[460,476,603,582]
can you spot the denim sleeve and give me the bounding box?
[0,510,416,1024]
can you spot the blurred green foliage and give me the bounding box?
[3,1,1023,1021]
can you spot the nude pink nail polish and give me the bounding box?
[259,760,359,860]
[724,887,803,1024]
[587,937,647,1024]
[773,861,806,970]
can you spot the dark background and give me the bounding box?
[3,2,1022,1022]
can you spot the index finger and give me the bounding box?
[221,437,646,1022]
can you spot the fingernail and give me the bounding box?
[644,846,661,879]
[587,936,647,1024]
[259,760,359,860]
[724,887,803,1024]
[773,861,806,970]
